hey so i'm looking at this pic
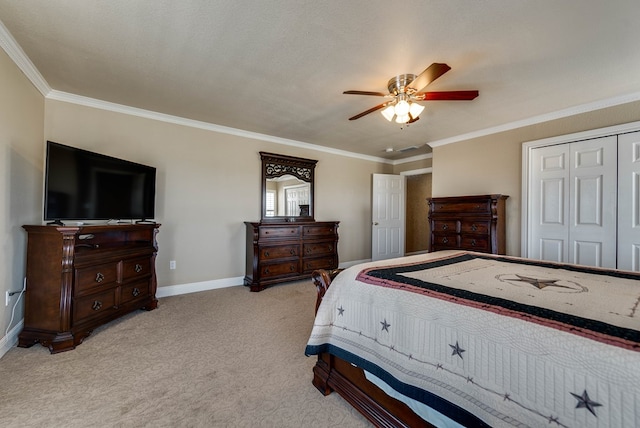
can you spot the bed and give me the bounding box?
[305,251,640,428]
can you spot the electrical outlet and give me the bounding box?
[5,291,10,307]
[169,260,176,270]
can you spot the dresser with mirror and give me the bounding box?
[244,152,339,291]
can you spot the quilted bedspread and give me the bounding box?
[305,251,640,428]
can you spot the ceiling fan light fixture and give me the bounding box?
[409,102,425,118]
[381,105,395,121]
[395,114,410,124]
[394,99,410,116]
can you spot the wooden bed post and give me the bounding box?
[311,269,339,395]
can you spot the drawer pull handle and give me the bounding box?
[290,265,295,271]
[290,249,295,255]
[135,264,143,273]
[471,239,477,246]
[265,268,270,274]
[264,251,270,257]
[95,272,104,283]
[132,288,140,297]
[442,224,448,230]
[92,300,103,311]
[442,237,449,244]
[471,224,477,231]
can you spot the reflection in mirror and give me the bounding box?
[260,152,317,222]
[265,175,311,217]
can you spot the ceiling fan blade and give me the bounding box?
[408,63,451,92]
[348,103,388,120]
[343,90,388,96]
[416,90,479,101]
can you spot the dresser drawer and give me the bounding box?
[75,262,118,295]
[460,236,490,251]
[260,261,300,279]
[431,234,460,249]
[259,244,298,261]
[122,257,151,281]
[121,280,150,305]
[303,256,337,273]
[259,226,300,239]
[303,224,337,237]
[460,221,489,234]
[73,288,117,323]
[430,200,491,214]
[432,220,459,233]
[303,241,336,257]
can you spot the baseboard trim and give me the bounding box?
[156,260,369,299]
[339,259,370,269]
[0,320,23,359]
[156,276,245,298]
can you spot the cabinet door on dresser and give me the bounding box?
[428,195,507,254]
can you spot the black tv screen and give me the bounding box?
[44,141,156,222]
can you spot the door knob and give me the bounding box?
[373,222,379,226]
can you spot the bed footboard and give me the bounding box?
[310,269,433,428]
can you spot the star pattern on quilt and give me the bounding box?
[337,305,345,316]
[511,274,575,290]
[571,389,602,417]
[380,319,391,332]
[449,341,465,359]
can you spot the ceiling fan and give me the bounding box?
[344,63,478,124]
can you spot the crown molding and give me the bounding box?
[0,19,50,96]
[393,152,433,165]
[47,90,399,164]
[427,91,640,148]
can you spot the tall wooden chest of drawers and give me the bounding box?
[428,195,508,254]
[245,221,339,291]
[18,224,159,353]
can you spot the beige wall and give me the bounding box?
[432,100,640,256]
[0,49,45,341]
[44,100,390,287]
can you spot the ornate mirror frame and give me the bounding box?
[260,152,317,222]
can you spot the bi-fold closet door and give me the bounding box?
[617,131,640,271]
[527,129,640,271]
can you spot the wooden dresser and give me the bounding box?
[245,221,339,291]
[18,224,159,353]
[428,194,508,254]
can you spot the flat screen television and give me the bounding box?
[44,141,156,223]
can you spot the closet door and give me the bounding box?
[569,136,617,268]
[529,136,617,267]
[529,144,570,262]
[617,131,640,271]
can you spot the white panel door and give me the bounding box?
[618,131,640,271]
[529,144,570,262]
[371,174,405,261]
[568,136,617,268]
[529,136,617,268]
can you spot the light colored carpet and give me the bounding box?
[0,280,370,427]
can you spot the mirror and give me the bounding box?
[260,152,316,222]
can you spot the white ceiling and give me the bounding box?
[1,0,640,161]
